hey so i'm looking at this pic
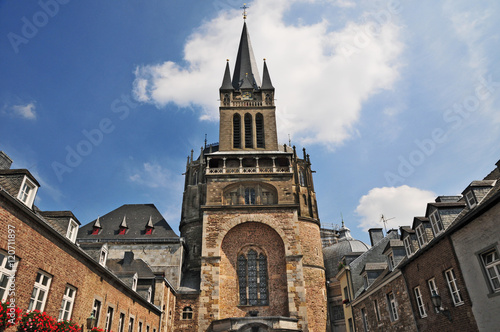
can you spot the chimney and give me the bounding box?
[368,228,384,246]
[0,151,13,170]
[123,251,134,265]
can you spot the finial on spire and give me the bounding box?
[241,3,249,20]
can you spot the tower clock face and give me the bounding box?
[242,91,252,100]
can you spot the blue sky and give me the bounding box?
[1,0,500,244]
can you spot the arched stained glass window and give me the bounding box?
[245,113,253,148]
[233,114,241,149]
[256,113,264,148]
[237,249,269,306]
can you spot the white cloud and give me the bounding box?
[355,185,436,231]
[128,162,174,188]
[11,102,36,120]
[133,0,403,148]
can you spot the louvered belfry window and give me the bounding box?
[256,113,265,148]
[244,113,253,148]
[233,114,241,148]
[237,249,269,306]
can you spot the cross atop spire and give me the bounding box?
[241,3,249,20]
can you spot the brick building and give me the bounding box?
[175,20,327,331]
[0,153,171,332]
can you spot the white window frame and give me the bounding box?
[427,278,440,312]
[28,270,52,312]
[0,251,17,301]
[128,316,135,332]
[445,268,463,306]
[66,219,78,243]
[414,286,427,318]
[387,291,398,321]
[362,273,369,289]
[404,236,413,256]
[105,306,114,332]
[99,245,108,267]
[92,299,102,326]
[118,313,125,332]
[387,252,395,271]
[415,225,427,247]
[17,176,38,208]
[465,190,477,209]
[147,286,152,302]
[429,211,444,235]
[481,249,500,293]
[132,273,138,291]
[58,284,77,321]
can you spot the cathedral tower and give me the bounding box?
[177,18,327,332]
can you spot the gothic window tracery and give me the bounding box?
[238,249,269,306]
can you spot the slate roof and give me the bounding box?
[0,169,40,197]
[107,257,156,279]
[78,204,178,240]
[232,22,261,90]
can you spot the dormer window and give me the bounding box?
[99,245,108,267]
[415,225,427,247]
[132,273,138,291]
[387,252,395,271]
[147,286,152,302]
[429,211,444,235]
[145,227,153,235]
[465,191,477,209]
[403,236,414,257]
[66,219,78,243]
[17,176,37,208]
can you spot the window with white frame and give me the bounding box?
[427,278,439,312]
[118,313,125,332]
[58,285,76,321]
[387,252,395,271]
[414,286,427,318]
[28,271,52,311]
[373,299,381,322]
[429,211,444,235]
[147,286,152,303]
[66,219,78,243]
[404,236,413,256]
[0,251,17,302]
[386,291,398,321]
[415,225,427,247]
[445,268,463,306]
[92,299,102,326]
[128,317,134,332]
[132,273,138,291]
[481,248,500,293]
[465,190,477,209]
[361,308,369,332]
[99,246,108,267]
[17,176,37,207]
[105,307,114,332]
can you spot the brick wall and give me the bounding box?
[401,237,478,332]
[0,197,162,332]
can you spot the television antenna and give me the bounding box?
[380,214,395,232]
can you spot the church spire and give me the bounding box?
[220,60,233,90]
[261,59,274,90]
[232,22,261,90]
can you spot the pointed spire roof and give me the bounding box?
[120,215,128,228]
[232,22,261,90]
[261,59,274,90]
[146,216,154,228]
[93,216,102,229]
[220,60,233,90]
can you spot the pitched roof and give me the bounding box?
[220,60,233,90]
[261,60,274,90]
[78,204,178,240]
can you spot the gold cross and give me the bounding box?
[241,3,249,20]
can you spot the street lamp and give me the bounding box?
[86,312,97,330]
[431,291,452,322]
